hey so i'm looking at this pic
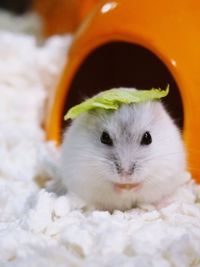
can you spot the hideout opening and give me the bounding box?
[61,42,183,135]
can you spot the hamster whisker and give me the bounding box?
[78,152,113,163]
[62,158,111,169]
[137,151,185,164]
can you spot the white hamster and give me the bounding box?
[60,94,189,211]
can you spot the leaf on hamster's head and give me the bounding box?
[64,85,169,120]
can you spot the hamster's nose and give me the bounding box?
[115,162,135,177]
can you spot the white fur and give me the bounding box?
[61,98,188,211]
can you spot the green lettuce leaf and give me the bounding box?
[64,85,169,120]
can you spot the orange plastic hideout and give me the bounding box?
[33,0,99,35]
[45,0,200,182]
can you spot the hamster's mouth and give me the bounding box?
[113,183,141,191]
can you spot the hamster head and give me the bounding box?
[61,101,188,211]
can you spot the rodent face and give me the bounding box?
[61,101,187,210]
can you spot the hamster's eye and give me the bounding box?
[100,131,113,146]
[141,131,152,145]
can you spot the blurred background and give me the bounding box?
[0,0,98,36]
[0,0,32,14]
